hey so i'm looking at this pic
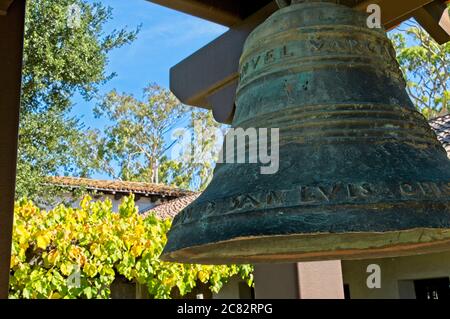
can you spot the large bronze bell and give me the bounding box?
[162,0,450,264]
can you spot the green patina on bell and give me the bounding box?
[162,1,450,264]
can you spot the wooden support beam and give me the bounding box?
[0,0,26,299]
[169,0,450,124]
[355,0,435,29]
[0,0,14,15]
[170,2,277,123]
[148,0,273,27]
[148,0,242,26]
[413,1,450,44]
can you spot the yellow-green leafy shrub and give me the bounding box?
[9,195,253,299]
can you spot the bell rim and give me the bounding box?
[161,228,450,265]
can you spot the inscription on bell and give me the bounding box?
[300,183,374,203]
[231,194,261,210]
[241,45,293,80]
[400,182,449,198]
[240,36,395,82]
[231,191,286,210]
[173,181,450,227]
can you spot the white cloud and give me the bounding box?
[140,17,228,47]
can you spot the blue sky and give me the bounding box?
[72,0,227,130]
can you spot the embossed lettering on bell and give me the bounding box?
[161,1,450,264]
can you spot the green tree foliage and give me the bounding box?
[390,19,450,119]
[9,195,253,299]
[169,109,225,191]
[17,0,139,199]
[95,84,186,184]
[96,84,225,191]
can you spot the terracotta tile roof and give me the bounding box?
[429,114,450,157]
[47,176,194,198]
[142,193,200,220]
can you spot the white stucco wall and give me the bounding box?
[48,193,158,214]
[298,261,345,299]
[100,194,157,214]
[342,251,450,299]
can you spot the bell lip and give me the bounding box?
[160,228,450,265]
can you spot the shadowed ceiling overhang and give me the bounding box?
[148,0,274,26]
[0,0,14,15]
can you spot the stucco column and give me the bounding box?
[0,0,26,299]
[297,261,345,299]
[254,261,344,299]
[254,264,300,299]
